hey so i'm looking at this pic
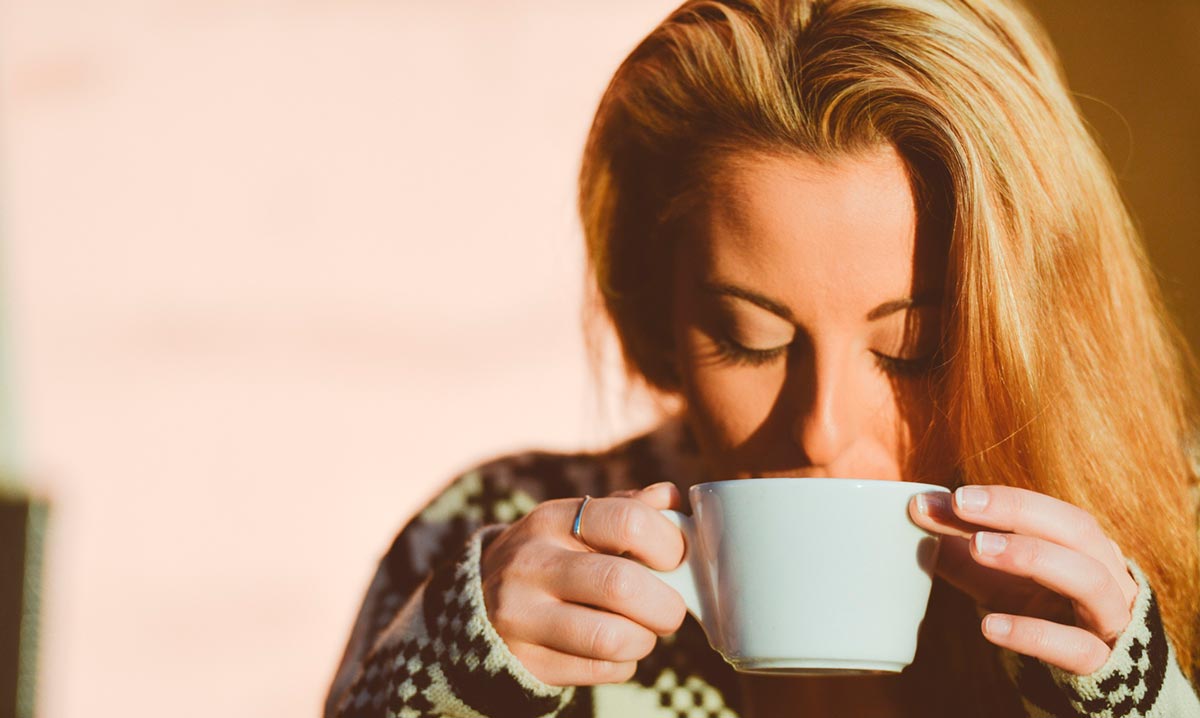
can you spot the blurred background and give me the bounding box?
[0,1,1196,716]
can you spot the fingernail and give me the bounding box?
[955,486,989,512]
[974,532,1008,556]
[984,615,1012,637]
[642,482,672,493]
[915,492,950,516]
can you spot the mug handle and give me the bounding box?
[650,509,706,625]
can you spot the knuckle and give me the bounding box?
[582,658,609,683]
[1087,565,1117,600]
[1067,633,1091,657]
[509,544,547,580]
[642,585,688,636]
[662,530,686,569]
[616,502,648,546]
[1007,488,1029,517]
[1121,576,1140,605]
[522,503,557,533]
[1070,633,1107,670]
[1086,643,1111,672]
[537,504,573,530]
[599,561,638,603]
[1099,615,1129,644]
[488,587,524,637]
[608,660,638,683]
[587,621,624,659]
[1017,621,1048,651]
[584,658,634,685]
[1071,513,1103,546]
[1015,537,1043,571]
[630,627,658,659]
[662,593,688,633]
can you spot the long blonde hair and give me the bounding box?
[579,0,1200,707]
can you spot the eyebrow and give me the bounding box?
[865,294,941,321]
[700,281,941,322]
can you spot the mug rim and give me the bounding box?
[688,477,951,493]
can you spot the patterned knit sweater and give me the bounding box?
[325,420,1200,718]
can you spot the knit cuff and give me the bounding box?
[432,524,575,713]
[337,524,575,718]
[1043,563,1177,716]
[1012,562,1200,718]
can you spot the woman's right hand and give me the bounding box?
[479,482,689,686]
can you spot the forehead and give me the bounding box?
[685,147,941,315]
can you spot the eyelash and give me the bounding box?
[711,337,936,377]
[871,351,936,378]
[711,337,787,367]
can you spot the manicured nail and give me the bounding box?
[642,482,673,493]
[955,486,989,512]
[984,615,1012,637]
[915,492,950,516]
[974,532,1008,556]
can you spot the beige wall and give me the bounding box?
[1,2,1195,717]
[1,3,673,716]
[1028,1,1200,350]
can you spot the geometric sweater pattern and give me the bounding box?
[325,420,1200,718]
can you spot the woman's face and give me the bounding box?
[671,145,949,484]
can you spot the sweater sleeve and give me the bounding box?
[329,524,575,718]
[1008,563,1200,718]
[325,466,588,718]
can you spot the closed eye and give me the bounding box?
[871,350,936,378]
[711,336,789,367]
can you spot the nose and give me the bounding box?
[791,346,863,468]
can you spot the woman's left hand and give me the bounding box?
[908,486,1140,675]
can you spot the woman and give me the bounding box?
[325,0,1200,716]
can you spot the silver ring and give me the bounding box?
[571,495,593,548]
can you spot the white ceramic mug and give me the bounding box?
[652,478,948,675]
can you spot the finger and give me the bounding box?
[607,482,682,510]
[557,496,685,571]
[932,535,1033,602]
[551,551,687,635]
[981,613,1111,676]
[507,641,637,687]
[1107,539,1140,610]
[970,532,1131,641]
[631,482,683,511]
[1108,539,1125,565]
[935,535,1074,622]
[510,601,657,663]
[910,492,987,539]
[950,486,1124,578]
